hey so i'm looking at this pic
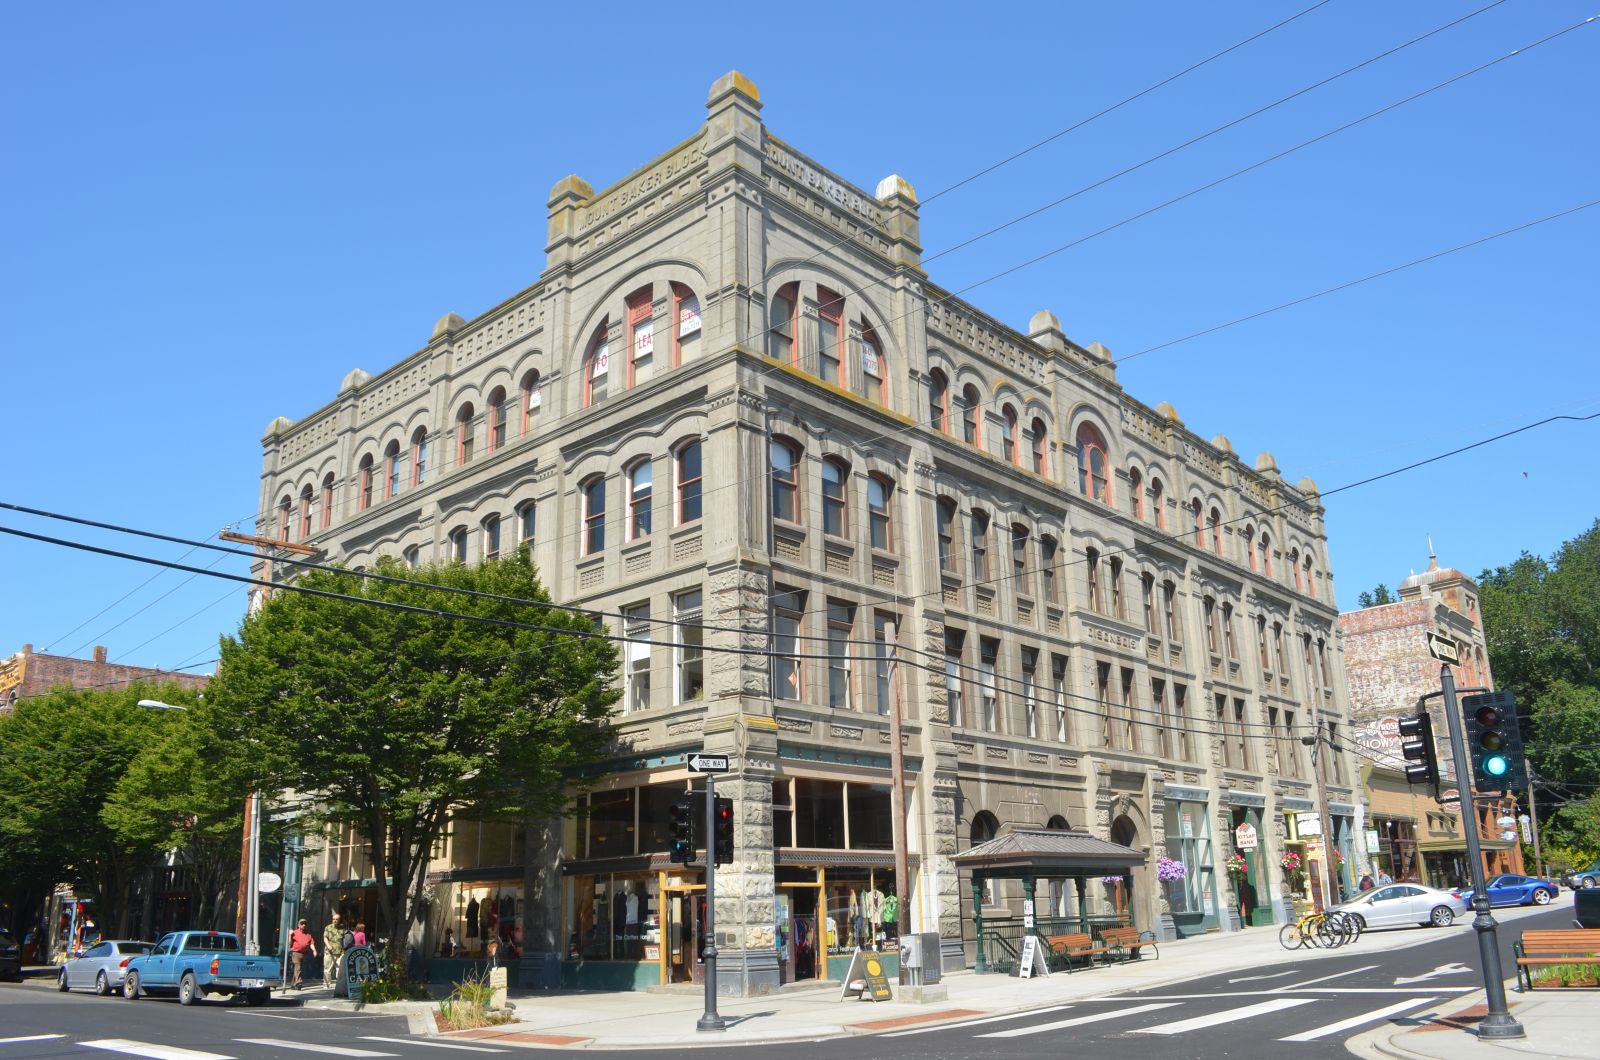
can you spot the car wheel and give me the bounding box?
[178,972,199,1006]
[95,971,111,997]
[58,968,70,992]
[1430,905,1455,927]
[1581,876,1598,890]
[1532,888,1552,905]
[125,971,140,1000]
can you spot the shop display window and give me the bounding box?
[1161,801,1215,915]
[439,882,524,960]
[567,873,658,962]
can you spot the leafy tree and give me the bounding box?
[204,551,619,969]
[1357,583,1395,608]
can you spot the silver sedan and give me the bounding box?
[57,940,155,996]
[1328,882,1469,929]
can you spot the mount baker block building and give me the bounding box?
[254,72,1362,994]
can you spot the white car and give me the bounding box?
[1328,883,1468,929]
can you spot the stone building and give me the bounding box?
[0,642,209,713]
[1341,550,1522,886]
[255,72,1360,994]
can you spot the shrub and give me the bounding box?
[359,971,429,1004]
[436,969,513,1031]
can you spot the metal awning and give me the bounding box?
[953,828,1144,879]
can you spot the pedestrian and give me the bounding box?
[352,922,368,948]
[1376,869,1394,886]
[288,919,318,990]
[322,913,345,989]
[1358,874,1374,892]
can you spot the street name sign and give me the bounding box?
[687,753,731,774]
[1425,632,1460,666]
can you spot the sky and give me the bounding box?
[1,0,1595,677]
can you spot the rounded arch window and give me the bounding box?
[769,437,801,524]
[583,321,611,407]
[928,368,950,432]
[867,474,892,551]
[627,458,653,540]
[384,441,402,498]
[1045,814,1070,831]
[276,494,292,541]
[970,810,1000,845]
[672,282,702,365]
[298,485,314,539]
[1209,507,1222,555]
[861,323,887,406]
[520,370,542,434]
[1029,417,1047,475]
[936,496,959,572]
[769,281,799,363]
[821,457,849,536]
[1076,422,1111,504]
[410,427,429,487]
[358,455,374,512]
[1290,547,1302,591]
[448,526,468,564]
[815,286,844,385]
[1190,498,1205,546]
[1002,404,1019,464]
[1150,476,1166,529]
[487,387,507,451]
[456,403,475,465]
[321,473,336,529]
[961,384,981,445]
[1129,467,1145,520]
[581,476,606,554]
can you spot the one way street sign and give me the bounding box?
[1425,632,1460,666]
[688,753,731,774]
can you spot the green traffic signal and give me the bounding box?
[1461,691,1526,792]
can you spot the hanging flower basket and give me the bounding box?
[1157,856,1188,883]
[1224,852,1249,880]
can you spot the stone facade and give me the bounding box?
[254,72,1359,993]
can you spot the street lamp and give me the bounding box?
[1301,730,1346,907]
[137,699,264,956]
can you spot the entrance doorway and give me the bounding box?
[775,885,820,984]
[662,887,704,984]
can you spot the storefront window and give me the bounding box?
[1162,800,1216,922]
[793,779,844,848]
[821,867,897,953]
[847,785,893,851]
[638,785,686,853]
[587,788,636,857]
[439,882,524,960]
[567,873,658,962]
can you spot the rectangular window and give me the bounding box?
[673,590,704,704]
[1109,557,1124,619]
[1021,648,1038,739]
[1328,721,1347,784]
[1040,537,1057,604]
[623,605,650,713]
[1257,616,1271,671]
[518,501,536,546]
[1215,693,1232,768]
[629,293,654,387]
[979,638,999,732]
[1121,667,1139,752]
[1087,549,1102,613]
[816,299,841,384]
[629,463,653,540]
[770,292,794,362]
[1164,581,1180,642]
[1204,597,1219,655]
[1174,684,1190,761]
[674,288,701,364]
[1233,698,1252,771]
[937,502,956,573]
[873,612,895,716]
[772,589,805,701]
[1152,678,1169,758]
[676,442,702,525]
[970,511,990,579]
[1097,662,1113,749]
[1142,574,1156,634]
[1052,654,1070,742]
[583,479,606,554]
[483,516,501,561]
[826,600,854,710]
[944,630,965,728]
[1223,602,1237,660]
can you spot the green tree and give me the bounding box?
[204,552,619,968]
[1357,583,1396,608]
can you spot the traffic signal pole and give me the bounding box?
[696,772,725,1033]
[1437,665,1524,1040]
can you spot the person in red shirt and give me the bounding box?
[288,919,318,989]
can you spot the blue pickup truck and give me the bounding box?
[125,930,281,1006]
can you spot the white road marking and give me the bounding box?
[359,1039,508,1053]
[1279,996,1438,1042]
[879,1004,1077,1037]
[224,1013,396,1021]
[1228,970,1296,983]
[976,1002,1181,1038]
[0,1036,67,1044]
[79,1041,235,1060]
[1273,964,1380,990]
[1071,987,1470,1001]
[1395,962,1472,985]
[234,1041,395,1057]
[1135,997,1317,1035]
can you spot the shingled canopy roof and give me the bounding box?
[953,828,1144,877]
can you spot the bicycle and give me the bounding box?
[1279,908,1360,950]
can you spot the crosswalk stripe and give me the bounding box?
[1135,997,1317,1035]
[1274,964,1380,990]
[0,1036,67,1044]
[976,1002,1181,1038]
[1278,997,1438,1042]
[359,1039,508,1053]
[880,1005,1076,1037]
[80,1040,234,1060]
[234,1041,395,1057]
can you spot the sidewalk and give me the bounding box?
[303,900,1573,1050]
[1348,987,1598,1060]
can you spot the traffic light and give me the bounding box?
[1461,691,1527,792]
[1398,710,1440,793]
[669,799,694,864]
[713,796,734,865]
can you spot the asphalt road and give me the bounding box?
[0,902,1573,1059]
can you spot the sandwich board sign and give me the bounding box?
[1012,933,1052,979]
[840,948,893,1002]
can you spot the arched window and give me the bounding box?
[769,281,798,363]
[970,810,999,846]
[487,387,507,452]
[815,287,843,385]
[821,458,848,536]
[626,286,653,388]
[1290,548,1302,592]
[970,509,990,579]
[928,369,950,432]
[1305,554,1317,599]
[321,473,335,529]
[298,485,313,539]
[1245,526,1258,570]
[1046,814,1070,830]
[1191,499,1204,547]
[1260,531,1273,576]
[1011,524,1030,592]
[1030,417,1047,475]
[583,322,610,407]
[402,545,420,568]
[627,459,653,540]
[411,428,429,487]
[448,526,468,564]
[516,500,536,545]
[936,497,958,572]
[1002,404,1019,464]
[675,441,702,525]
[384,441,402,498]
[456,404,475,466]
[520,370,542,435]
[276,495,292,541]
[358,455,374,512]
[581,477,606,555]
[1209,507,1222,555]
[672,282,701,365]
[867,475,892,550]
[770,438,801,524]
[861,324,887,406]
[1130,468,1144,521]
[482,515,501,561]
[1076,423,1111,504]
[961,384,980,445]
[1040,534,1058,603]
[1151,476,1166,530]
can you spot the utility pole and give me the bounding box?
[1525,768,1546,879]
[886,621,911,978]
[696,771,724,1033]
[1304,726,1343,907]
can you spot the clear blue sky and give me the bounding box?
[2,1,1595,675]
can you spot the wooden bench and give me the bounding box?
[1098,925,1159,962]
[1514,929,1600,990]
[1044,932,1108,973]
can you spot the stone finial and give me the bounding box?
[1028,310,1068,353]
[1155,401,1183,424]
[340,368,371,393]
[707,70,762,108]
[547,174,594,205]
[875,174,918,203]
[263,416,295,437]
[431,313,467,341]
[1211,434,1234,454]
[1297,476,1320,495]
[1255,452,1278,472]
[1086,342,1112,363]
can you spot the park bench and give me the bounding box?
[1044,932,1108,972]
[1098,925,1160,962]
[1513,929,1600,990]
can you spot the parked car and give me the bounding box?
[0,931,21,981]
[1560,860,1600,891]
[124,931,282,1006]
[57,940,154,996]
[1455,873,1559,907]
[1327,882,1468,929]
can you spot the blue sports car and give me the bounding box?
[1455,873,1559,908]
